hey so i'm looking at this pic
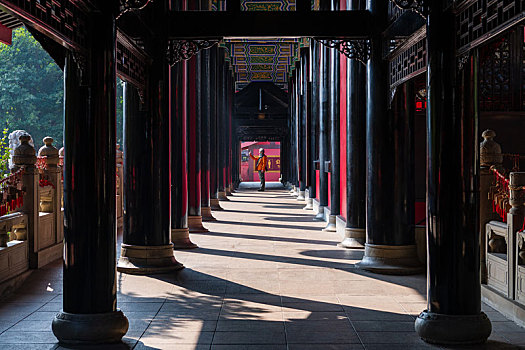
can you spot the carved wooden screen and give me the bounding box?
[479,26,525,112]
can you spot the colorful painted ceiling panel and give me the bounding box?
[222,38,306,91]
[241,1,296,11]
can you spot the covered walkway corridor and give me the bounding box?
[1,184,525,349]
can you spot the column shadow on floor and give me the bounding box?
[196,230,339,247]
[211,220,323,232]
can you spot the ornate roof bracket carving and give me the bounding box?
[118,0,154,19]
[391,0,429,18]
[315,39,370,65]
[457,51,471,72]
[167,40,220,66]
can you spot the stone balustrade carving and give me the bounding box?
[480,129,503,283]
[480,129,503,167]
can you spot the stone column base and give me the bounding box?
[52,309,128,344]
[303,198,313,210]
[117,243,183,275]
[210,198,223,210]
[356,244,423,275]
[218,191,229,201]
[415,310,492,345]
[188,215,209,233]
[322,215,337,232]
[338,228,365,249]
[296,191,306,201]
[313,206,325,221]
[171,228,197,249]
[201,206,217,222]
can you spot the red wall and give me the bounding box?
[339,52,347,219]
[328,174,331,208]
[241,142,281,182]
[315,170,320,201]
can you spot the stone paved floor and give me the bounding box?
[1,182,525,349]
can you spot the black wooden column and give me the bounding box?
[218,58,229,201]
[226,70,234,195]
[118,39,183,273]
[289,76,298,193]
[209,47,222,210]
[415,2,491,344]
[201,49,216,221]
[226,72,234,194]
[187,53,209,232]
[324,18,340,232]
[339,0,366,248]
[296,56,308,201]
[170,60,197,249]
[53,11,128,344]
[314,39,329,221]
[305,41,319,210]
[355,0,421,274]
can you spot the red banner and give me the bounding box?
[0,22,12,46]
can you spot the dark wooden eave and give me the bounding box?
[167,10,373,39]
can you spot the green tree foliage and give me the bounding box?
[0,128,10,176]
[0,27,63,148]
[0,27,124,149]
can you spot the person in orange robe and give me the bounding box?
[249,148,268,191]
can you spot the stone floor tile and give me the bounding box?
[286,330,361,344]
[486,311,515,322]
[156,308,221,321]
[140,330,214,344]
[216,319,284,332]
[224,294,281,305]
[365,344,438,350]
[358,331,426,344]
[211,345,287,350]
[144,320,216,336]
[352,320,416,332]
[281,294,340,304]
[22,311,60,321]
[344,307,414,321]
[38,302,63,312]
[491,321,525,333]
[8,319,53,332]
[211,330,286,345]
[118,302,164,312]
[284,319,354,332]
[135,343,208,350]
[0,330,58,343]
[8,345,58,350]
[282,302,344,312]
[289,345,364,350]
[219,310,283,321]
[283,311,348,321]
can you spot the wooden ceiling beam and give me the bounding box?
[168,10,372,39]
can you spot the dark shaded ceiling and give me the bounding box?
[234,82,289,142]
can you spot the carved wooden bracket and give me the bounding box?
[314,39,370,65]
[166,40,220,66]
[391,0,428,17]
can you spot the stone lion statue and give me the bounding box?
[8,130,34,168]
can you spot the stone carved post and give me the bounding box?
[480,130,503,283]
[37,137,61,244]
[11,134,38,268]
[507,172,525,299]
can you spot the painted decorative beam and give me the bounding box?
[167,10,372,39]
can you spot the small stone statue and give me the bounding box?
[8,130,34,168]
[480,129,503,167]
